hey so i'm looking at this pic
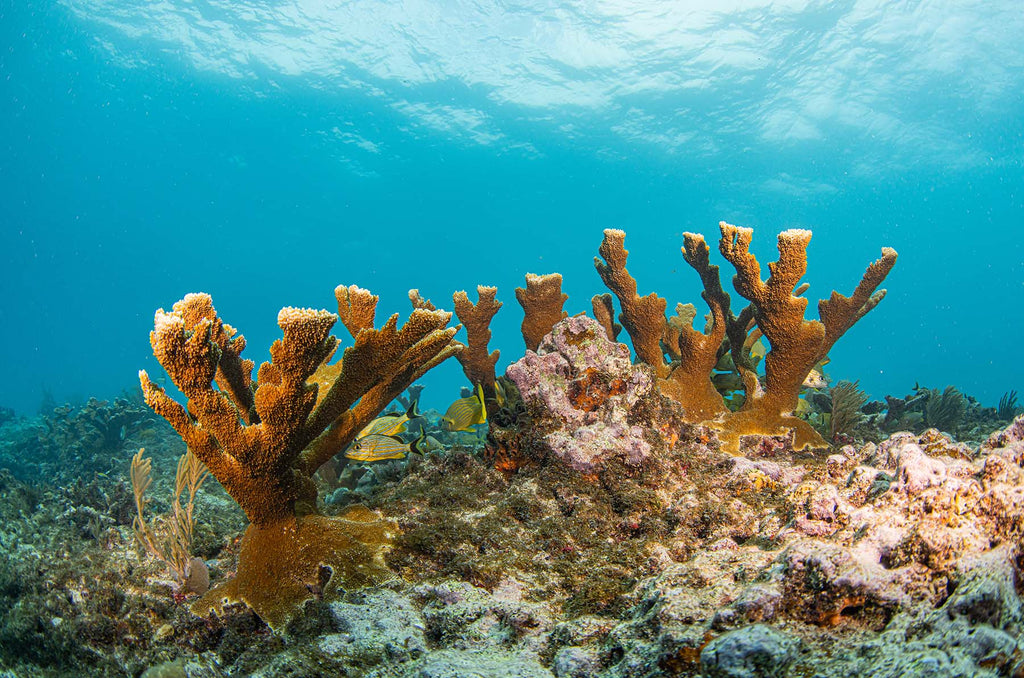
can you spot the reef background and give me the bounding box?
[1,1,1023,416]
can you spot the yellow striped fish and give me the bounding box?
[357,401,421,439]
[494,378,507,408]
[346,431,426,463]
[442,383,487,432]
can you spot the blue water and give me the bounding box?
[2,1,1022,415]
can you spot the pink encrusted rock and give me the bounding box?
[847,508,906,567]
[877,431,918,468]
[726,458,808,497]
[728,457,783,483]
[545,415,650,473]
[788,482,844,537]
[980,452,1024,485]
[808,484,840,522]
[506,316,661,473]
[708,537,739,551]
[508,349,589,426]
[892,442,947,494]
[542,314,634,374]
[982,414,1024,462]
[825,454,850,479]
[793,516,833,537]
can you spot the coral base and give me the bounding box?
[193,507,397,630]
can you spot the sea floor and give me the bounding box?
[0,389,1022,677]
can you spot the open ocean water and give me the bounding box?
[2,1,1023,415]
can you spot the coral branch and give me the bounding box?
[653,233,731,421]
[515,273,568,351]
[591,293,621,341]
[594,230,738,422]
[453,286,502,408]
[172,294,257,424]
[141,294,338,526]
[141,289,459,630]
[409,288,437,311]
[720,225,823,413]
[819,248,898,351]
[303,308,456,450]
[299,314,460,473]
[594,229,669,376]
[335,284,378,339]
[717,221,897,452]
[586,224,896,454]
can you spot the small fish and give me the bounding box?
[494,379,507,408]
[418,435,445,454]
[714,335,767,373]
[794,396,813,417]
[802,356,831,389]
[714,351,735,372]
[442,383,487,432]
[712,371,744,392]
[747,335,768,363]
[356,401,421,439]
[346,431,426,462]
[802,367,829,389]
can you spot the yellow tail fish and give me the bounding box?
[346,431,427,463]
[442,383,487,432]
[494,378,507,408]
[357,401,421,439]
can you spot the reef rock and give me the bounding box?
[319,589,427,665]
[699,624,799,678]
[577,418,1024,677]
[403,649,553,678]
[506,315,674,473]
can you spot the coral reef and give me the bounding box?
[595,223,897,454]
[9,224,1024,678]
[0,393,157,483]
[138,289,460,630]
[1,386,1022,676]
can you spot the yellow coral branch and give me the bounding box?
[515,273,568,352]
[594,229,669,376]
[453,286,502,407]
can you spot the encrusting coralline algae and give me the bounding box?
[507,316,659,473]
